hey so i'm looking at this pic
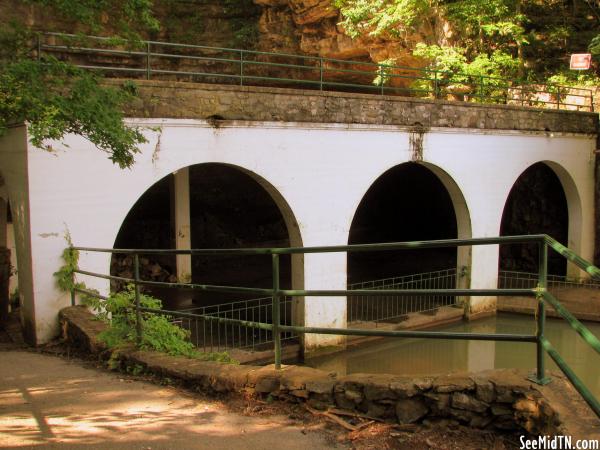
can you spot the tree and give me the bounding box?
[0,0,160,168]
[335,0,599,84]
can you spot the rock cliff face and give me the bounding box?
[253,0,434,69]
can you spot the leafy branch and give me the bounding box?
[54,240,236,363]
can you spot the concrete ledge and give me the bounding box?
[60,306,600,439]
[104,79,599,135]
[499,292,600,322]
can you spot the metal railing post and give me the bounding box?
[433,71,439,99]
[70,264,76,306]
[379,64,384,95]
[134,253,142,345]
[240,50,244,86]
[319,58,323,91]
[146,42,151,80]
[529,240,551,385]
[556,88,561,110]
[272,253,282,369]
[479,76,484,103]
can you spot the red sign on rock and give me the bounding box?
[570,53,592,70]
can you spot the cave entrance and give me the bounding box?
[348,162,470,324]
[499,162,569,277]
[112,163,303,350]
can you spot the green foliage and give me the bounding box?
[412,43,519,95]
[444,0,527,51]
[231,21,259,49]
[373,58,398,86]
[590,34,600,57]
[0,56,146,168]
[335,0,600,81]
[52,232,83,292]
[24,0,159,38]
[52,232,99,303]
[126,363,146,376]
[546,72,600,89]
[0,1,158,167]
[334,0,432,38]
[54,242,236,363]
[87,285,237,363]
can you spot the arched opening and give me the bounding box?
[348,162,471,324]
[112,163,303,350]
[499,162,569,276]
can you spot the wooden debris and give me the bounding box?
[327,408,385,423]
[304,404,358,431]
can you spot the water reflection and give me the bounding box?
[305,313,600,398]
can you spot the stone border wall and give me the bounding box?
[105,79,599,135]
[60,306,590,437]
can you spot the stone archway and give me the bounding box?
[347,162,472,323]
[499,161,580,277]
[112,162,304,304]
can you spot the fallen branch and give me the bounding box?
[328,408,385,423]
[355,420,375,431]
[304,404,358,431]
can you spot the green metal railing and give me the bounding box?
[348,268,459,324]
[71,234,600,418]
[37,32,595,112]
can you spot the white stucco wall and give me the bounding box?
[0,120,595,345]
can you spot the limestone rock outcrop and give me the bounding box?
[253,0,439,88]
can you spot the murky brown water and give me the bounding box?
[305,313,600,398]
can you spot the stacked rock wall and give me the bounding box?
[60,306,567,436]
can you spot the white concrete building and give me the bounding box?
[0,82,597,347]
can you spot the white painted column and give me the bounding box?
[173,168,192,282]
[468,245,500,317]
[467,322,496,372]
[302,252,347,351]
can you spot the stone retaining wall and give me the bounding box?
[60,306,589,437]
[105,79,599,135]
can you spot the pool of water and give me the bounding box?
[305,313,600,398]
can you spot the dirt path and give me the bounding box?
[0,350,341,450]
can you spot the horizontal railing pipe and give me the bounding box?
[281,288,534,297]
[72,287,109,301]
[542,291,600,356]
[545,236,600,280]
[279,325,537,342]
[134,279,274,296]
[73,234,547,256]
[541,337,600,418]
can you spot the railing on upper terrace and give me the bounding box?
[37,32,595,112]
[70,234,600,418]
